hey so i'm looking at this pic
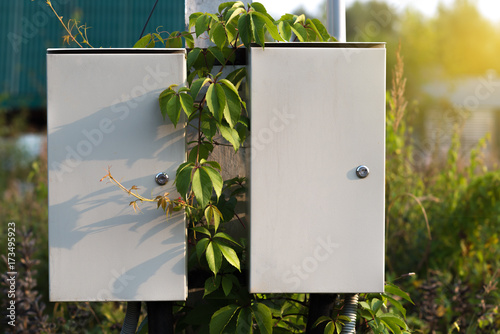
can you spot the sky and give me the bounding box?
[258,0,500,23]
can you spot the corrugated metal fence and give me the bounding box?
[0,0,185,110]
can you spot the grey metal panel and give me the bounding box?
[249,44,386,293]
[47,49,187,301]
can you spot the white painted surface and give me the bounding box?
[249,43,386,293]
[47,49,187,301]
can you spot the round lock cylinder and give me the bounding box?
[155,172,169,185]
[356,165,370,179]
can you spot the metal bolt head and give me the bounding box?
[155,172,169,185]
[356,165,369,179]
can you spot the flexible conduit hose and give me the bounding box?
[340,294,359,334]
[121,302,141,334]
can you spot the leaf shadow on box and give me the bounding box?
[48,93,187,298]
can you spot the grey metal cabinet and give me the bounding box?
[249,43,386,293]
[47,49,187,301]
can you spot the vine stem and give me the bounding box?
[46,1,84,48]
[100,167,195,209]
[100,167,155,203]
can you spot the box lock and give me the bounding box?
[155,172,169,185]
[356,165,369,179]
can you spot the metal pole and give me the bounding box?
[327,0,346,42]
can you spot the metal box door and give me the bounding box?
[47,49,187,301]
[249,43,386,293]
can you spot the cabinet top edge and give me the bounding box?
[47,48,186,54]
[251,42,386,49]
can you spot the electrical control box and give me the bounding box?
[47,49,187,301]
[249,43,386,293]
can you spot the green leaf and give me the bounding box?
[205,204,214,225]
[206,241,223,276]
[250,2,268,14]
[176,161,195,174]
[214,232,241,247]
[192,167,213,207]
[217,242,240,271]
[378,313,407,330]
[187,48,202,69]
[195,14,212,37]
[216,195,237,222]
[291,23,307,42]
[252,11,284,42]
[334,320,343,334]
[305,19,323,41]
[210,22,228,49]
[219,123,241,151]
[236,307,253,333]
[225,67,247,90]
[219,79,241,99]
[294,14,306,25]
[210,304,239,334]
[196,237,210,260]
[191,226,212,237]
[359,301,372,310]
[202,166,223,199]
[251,303,272,334]
[385,283,414,304]
[371,298,384,314]
[201,160,221,170]
[279,13,294,21]
[219,2,237,14]
[221,275,233,296]
[206,83,226,122]
[133,34,154,48]
[231,1,245,9]
[190,77,211,101]
[166,94,182,127]
[238,13,252,48]
[381,320,402,334]
[278,20,292,41]
[313,316,332,328]
[183,32,195,48]
[220,83,242,128]
[204,204,222,231]
[238,115,249,128]
[236,123,248,145]
[312,18,330,41]
[385,295,407,319]
[227,7,246,25]
[225,21,239,45]
[250,12,266,46]
[153,33,164,44]
[208,46,226,65]
[324,321,335,334]
[175,163,194,199]
[159,89,175,120]
[179,93,194,117]
[204,275,221,297]
[337,315,351,323]
[165,31,183,48]
[201,113,218,140]
[189,12,203,32]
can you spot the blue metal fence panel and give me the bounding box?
[0,0,185,110]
